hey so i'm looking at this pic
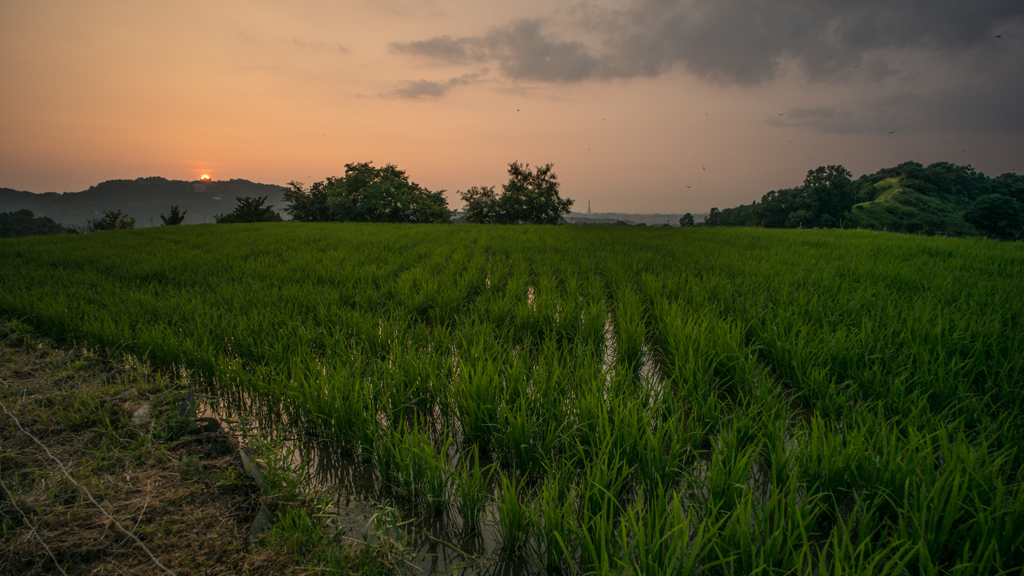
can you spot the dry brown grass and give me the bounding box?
[0,327,307,576]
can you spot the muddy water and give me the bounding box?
[202,396,535,575]
[194,296,689,574]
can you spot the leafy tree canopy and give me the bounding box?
[701,161,1024,239]
[679,213,695,227]
[460,162,573,225]
[704,207,723,226]
[86,209,135,232]
[284,162,451,224]
[750,165,855,229]
[965,195,1024,240]
[215,196,284,224]
[160,205,187,226]
[460,186,501,224]
[0,209,73,238]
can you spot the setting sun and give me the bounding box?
[200,174,210,181]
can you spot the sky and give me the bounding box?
[2,0,1022,213]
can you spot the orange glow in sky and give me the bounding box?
[1,1,1021,213]
[201,175,210,181]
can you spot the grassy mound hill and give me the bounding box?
[708,161,1024,238]
[847,177,976,235]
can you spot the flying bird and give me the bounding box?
[995,35,1002,38]
[889,131,894,134]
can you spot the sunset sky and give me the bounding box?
[2,0,1022,213]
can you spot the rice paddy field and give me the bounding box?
[2,223,1023,574]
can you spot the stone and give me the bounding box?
[131,404,151,426]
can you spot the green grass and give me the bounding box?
[848,176,975,235]
[2,222,1023,573]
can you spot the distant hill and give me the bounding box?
[707,162,1024,239]
[0,177,290,227]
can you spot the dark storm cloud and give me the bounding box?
[391,70,488,99]
[392,20,600,82]
[392,0,1024,84]
[769,80,1024,134]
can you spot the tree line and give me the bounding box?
[281,160,572,225]
[1,161,574,237]
[701,161,1024,240]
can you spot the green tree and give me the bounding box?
[679,213,695,227]
[458,162,573,225]
[284,162,450,223]
[991,172,1024,202]
[752,189,800,228]
[0,210,72,238]
[786,209,815,228]
[750,165,854,228]
[160,205,187,226]
[215,196,284,224]
[965,195,1024,240]
[496,162,573,224]
[86,209,135,232]
[803,165,855,226]
[704,207,722,226]
[460,186,501,224]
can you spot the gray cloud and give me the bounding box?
[768,79,1024,134]
[391,35,474,64]
[392,20,600,82]
[391,70,488,99]
[392,1,1024,85]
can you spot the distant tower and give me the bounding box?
[588,200,591,214]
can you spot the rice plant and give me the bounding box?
[2,224,1023,573]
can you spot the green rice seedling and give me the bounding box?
[569,449,625,575]
[452,354,503,453]
[455,446,490,532]
[576,437,633,536]
[819,499,915,576]
[701,428,758,516]
[616,486,682,576]
[568,382,615,467]
[492,473,534,556]
[709,473,821,575]
[293,360,375,454]
[610,282,647,382]
[634,413,686,493]
[375,423,453,513]
[494,385,544,480]
[532,469,578,572]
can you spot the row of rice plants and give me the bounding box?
[2,224,1022,573]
